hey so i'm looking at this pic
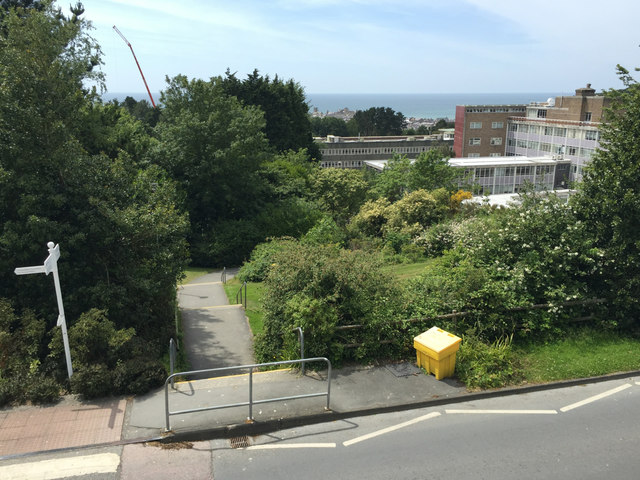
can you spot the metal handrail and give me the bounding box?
[164,357,331,432]
[235,281,247,309]
[221,267,227,284]
[169,338,177,389]
[293,327,305,375]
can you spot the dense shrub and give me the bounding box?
[113,358,166,395]
[255,241,403,365]
[455,334,520,389]
[238,237,298,282]
[70,364,113,399]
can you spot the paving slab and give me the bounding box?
[0,397,126,457]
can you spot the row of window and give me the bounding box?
[507,139,595,158]
[509,123,600,141]
[465,107,525,113]
[322,146,430,156]
[469,121,504,129]
[320,161,363,168]
[463,165,553,178]
[469,137,502,146]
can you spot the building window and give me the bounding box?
[568,146,578,156]
[516,166,532,176]
[492,121,504,129]
[489,153,502,157]
[507,138,516,147]
[468,153,480,158]
[544,126,554,136]
[540,143,552,152]
[554,127,567,137]
[469,138,481,145]
[584,112,592,122]
[537,109,547,118]
[470,122,482,129]
[517,139,527,148]
[529,125,540,134]
[490,137,503,146]
[476,167,494,178]
[585,130,599,141]
[509,124,518,132]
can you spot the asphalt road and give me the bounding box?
[3,376,639,479]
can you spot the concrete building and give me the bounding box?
[453,104,526,158]
[505,85,610,181]
[364,154,571,197]
[318,135,453,169]
[454,85,611,182]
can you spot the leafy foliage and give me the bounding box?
[346,107,405,136]
[220,69,319,158]
[573,65,640,326]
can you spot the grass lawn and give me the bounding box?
[516,328,640,383]
[223,277,266,336]
[382,260,432,282]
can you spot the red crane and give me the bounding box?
[113,25,156,107]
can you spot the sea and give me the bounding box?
[103,91,569,121]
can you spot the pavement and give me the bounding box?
[1,269,639,460]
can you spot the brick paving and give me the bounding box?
[0,398,125,456]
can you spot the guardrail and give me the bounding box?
[235,281,247,309]
[164,357,331,432]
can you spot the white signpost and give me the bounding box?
[15,242,73,378]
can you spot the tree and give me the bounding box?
[347,107,405,136]
[310,116,349,137]
[0,2,189,392]
[371,154,413,201]
[573,65,640,325]
[312,168,369,225]
[409,149,459,192]
[220,69,320,159]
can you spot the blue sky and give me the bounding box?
[79,0,640,95]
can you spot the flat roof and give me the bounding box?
[449,155,568,168]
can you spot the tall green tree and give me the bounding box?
[220,69,320,159]
[347,107,405,136]
[151,74,274,264]
[0,1,188,360]
[573,65,640,326]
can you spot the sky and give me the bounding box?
[77,0,640,95]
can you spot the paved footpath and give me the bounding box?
[177,269,254,376]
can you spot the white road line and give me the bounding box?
[343,412,441,447]
[446,409,558,415]
[636,382,640,386]
[0,453,120,480]
[246,443,336,450]
[560,383,632,412]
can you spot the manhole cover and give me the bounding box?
[385,362,422,377]
[230,436,250,449]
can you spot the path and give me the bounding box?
[178,269,254,378]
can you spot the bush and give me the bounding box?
[238,237,297,282]
[256,241,403,365]
[25,375,61,405]
[113,358,167,395]
[455,334,519,389]
[70,364,113,399]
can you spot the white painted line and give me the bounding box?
[636,382,640,386]
[343,412,441,447]
[246,443,336,450]
[446,409,558,415]
[182,304,243,311]
[180,281,221,287]
[560,383,632,412]
[0,453,120,480]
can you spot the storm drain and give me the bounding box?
[230,435,251,449]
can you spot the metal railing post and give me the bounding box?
[169,338,176,389]
[326,360,332,410]
[165,379,171,431]
[293,327,305,375]
[248,367,254,422]
[243,281,247,309]
[221,267,227,284]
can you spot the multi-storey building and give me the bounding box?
[505,85,609,181]
[318,135,453,169]
[455,85,610,182]
[453,105,526,158]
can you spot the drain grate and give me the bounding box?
[230,435,250,449]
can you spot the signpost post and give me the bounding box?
[15,242,73,378]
